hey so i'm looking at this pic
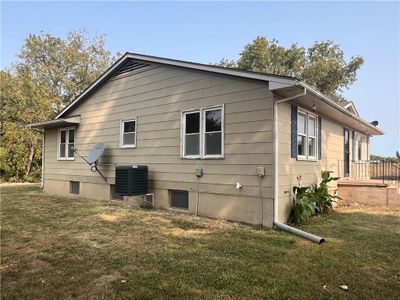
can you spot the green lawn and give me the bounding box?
[1,185,399,299]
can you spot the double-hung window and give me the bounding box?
[354,133,366,161]
[58,127,75,160]
[297,110,317,160]
[120,119,136,148]
[182,106,224,158]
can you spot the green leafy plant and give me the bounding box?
[310,171,341,214]
[290,176,316,225]
[290,172,341,225]
[291,186,317,225]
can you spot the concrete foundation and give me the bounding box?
[43,179,273,227]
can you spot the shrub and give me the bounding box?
[290,171,340,225]
[290,185,316,225]
[310,171,341,214]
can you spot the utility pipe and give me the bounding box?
[273,85,325,244]
[29,127,45,189]
[41,131,45,189]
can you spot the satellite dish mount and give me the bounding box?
[72,143,107,182]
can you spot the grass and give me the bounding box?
[1,185,399,299]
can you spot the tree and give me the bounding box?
[0,71,46,181]
[16,30,115,111]
[0,30,116,181]
[215,36,364,99]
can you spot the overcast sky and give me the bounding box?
[1,1,399,156]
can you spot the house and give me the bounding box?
[30,53,383,227]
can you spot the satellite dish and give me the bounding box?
[371,120,379,126]
[87,143,105,164]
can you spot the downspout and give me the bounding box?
[29,127,45,189]
[273,85,325,244]
[41,131,45,189]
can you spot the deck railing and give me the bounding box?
[338,160,400,187]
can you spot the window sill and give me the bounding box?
[296,157,318,162]
[181,156,224,160]
[58,158,75,161]
[120,145,136,149]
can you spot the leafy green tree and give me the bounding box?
[215,36,364,99]
[0,30,115,181]
[17,30,115,111]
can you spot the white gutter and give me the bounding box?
[273,85,325,244]
[299,81,383,135]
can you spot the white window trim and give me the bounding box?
[181,105,224,159]
[57,127,76,161]
[203,106,224,159]
[353,132,367,161]
[120,118,137,148]
[182,109,202,159]
[297,109,318,161]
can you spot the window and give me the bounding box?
[58,127,75,160]
[354,133,366,161]
[297,111,317,160]
[308,116,317,158]
[184,112,200,156]
[182,106,224,158]
[120,119,136,148]
[169,190,189,210]
[70,181,80,194]
[204,108,222,156]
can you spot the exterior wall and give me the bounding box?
[43,64,274,226]
[276,102,353,222]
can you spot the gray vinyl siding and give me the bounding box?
[44,63,274,224]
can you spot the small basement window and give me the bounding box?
[110,184,123,200]
[70,181,80,195]
[169,190,188,210]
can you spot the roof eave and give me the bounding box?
[55,52,297,119]
[298,82,383,135]
[29,116,81,129]
[52,52,383,136]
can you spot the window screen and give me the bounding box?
[68,129,75,158]
[204,109,222,155]
[170,190,188,210]
[121,120,136,147]
[59,128,75,159]
[297,111,318,160]
[184,112,200,156]
[60,130,66,158]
